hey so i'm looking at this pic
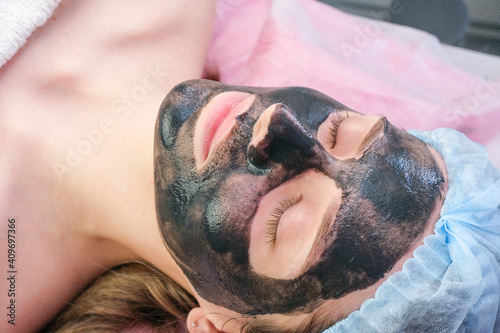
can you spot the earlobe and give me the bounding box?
[186,307,222,333]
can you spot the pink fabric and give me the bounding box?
[207,0,500,167]
[120,2,499,331]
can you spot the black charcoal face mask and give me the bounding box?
[154,79,445,315]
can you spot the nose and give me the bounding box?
[247,103,316,169]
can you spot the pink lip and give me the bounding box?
[194,92,255,168]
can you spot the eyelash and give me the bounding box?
[266,194,302,245]
[327,111,350,149]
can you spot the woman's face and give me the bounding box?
[154,79,445,315]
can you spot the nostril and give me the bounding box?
[248,131,274,168]
[248,144,269,169]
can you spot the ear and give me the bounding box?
[186,307,221,333]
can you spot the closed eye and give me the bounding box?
[318,111,384,160]
[266,194,302,245]
[325,111,350,150]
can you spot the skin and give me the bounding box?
[0,1,216,331]
[155,79,447,316]
[0,1,448,331]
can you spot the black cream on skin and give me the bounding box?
[154,79,445,315]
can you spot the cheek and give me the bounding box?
[221,172,267,211]
[204,173,268,254]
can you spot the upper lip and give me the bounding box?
[194,92,255,168]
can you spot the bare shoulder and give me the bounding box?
[0,1,218,331]
[0,114,101,332]
[0,0,218,184]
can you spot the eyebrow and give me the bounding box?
[358,117,387,152]
[300,199,339,273]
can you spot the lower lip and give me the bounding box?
[194,92,255,167]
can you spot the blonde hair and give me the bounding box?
[42,261,338,333]
[41,261,197,332]
[243,302,340,333]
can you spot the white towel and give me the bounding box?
[0,0,61,67]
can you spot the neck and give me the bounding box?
[80,173,194,295]
[80,186,191,295]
